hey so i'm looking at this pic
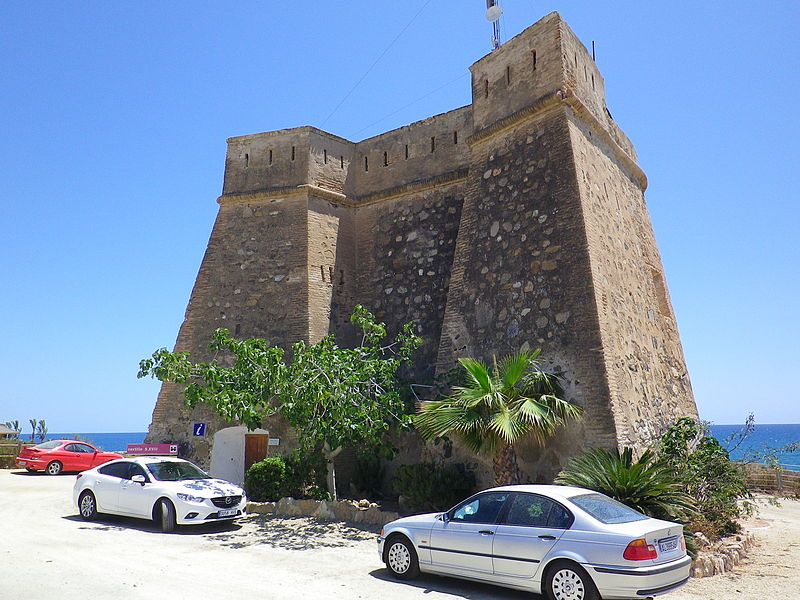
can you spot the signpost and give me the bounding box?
[126,443,178,456]
[193,423,207,437]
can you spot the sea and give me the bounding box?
[25,425,800,472]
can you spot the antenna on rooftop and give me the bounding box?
[485,0,503,50]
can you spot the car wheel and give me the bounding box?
[385,535,420,580]
[46,461,62,475]
[158,498,177,533]
[78,491,98,520]
[544,560,600,600]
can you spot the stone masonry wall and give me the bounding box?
[567,113,697,447]
[436,109,618,484]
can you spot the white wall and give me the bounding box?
[209,426,269,486]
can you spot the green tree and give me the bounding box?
[415,350,583,485]
[139,305,421,500]
[555,447,697,523]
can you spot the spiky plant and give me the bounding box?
[555,447,697,523]
[415,349,583,485]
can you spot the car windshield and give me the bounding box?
[570,493,648,524]
[146,461,210,482]
[34,440,62,450]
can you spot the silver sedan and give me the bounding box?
[378,484,691,600]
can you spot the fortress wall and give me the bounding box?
[307,194,357,344]
[146,193,311,466]
[436,109,619,484]
[350,107,473,198]
[307,130,355,194]
[223,128,312,195]
[567,113,697,448]
[355,184,465,384]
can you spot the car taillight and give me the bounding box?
[623,538,658,561]
[680,535,686,552]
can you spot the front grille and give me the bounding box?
[211,495,242,508]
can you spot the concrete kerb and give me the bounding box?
[247,498,401,527]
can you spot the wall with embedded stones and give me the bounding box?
[566,112,697,448]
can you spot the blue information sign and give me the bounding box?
[193,422,207,437]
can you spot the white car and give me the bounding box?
[73,456,247,532]
[378,485,691,600]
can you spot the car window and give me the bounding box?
[571,493,648,524]
[34,440,62,450]
[64,444,79,452]
[504,493,557,527]
[74,443,94,453]
[99,462,131,479]
[450,492,509,524]
[146,461,210,482]
[548,501,573,529]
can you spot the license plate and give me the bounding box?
[218,508,238,518]
[659,536,678,552]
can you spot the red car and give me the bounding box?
[16,440,123,475]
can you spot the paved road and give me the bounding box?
[2,469,796,600]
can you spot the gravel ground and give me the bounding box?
[1,469,797,599]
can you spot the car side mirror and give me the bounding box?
[131,475,146,485]
[439,512,450,523]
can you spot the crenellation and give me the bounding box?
[148,11,697,489]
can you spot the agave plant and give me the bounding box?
[415,349,583,485]
[36,419,48,443]
[555,447,697,523]
[29,418,37,442]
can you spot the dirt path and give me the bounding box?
[1,470,796,599]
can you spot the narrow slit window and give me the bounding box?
[364,156,369,172]
[383,151,388,166]
[532,50,537,70]
[484,79,489,98]
[430,136,436,153]
[405,144,409,159]
[234,324,241,336]
[291,146,295,161]
[506,65,511,85]
[453,131,458,144]
[328,266,334,282]
[339,270,344,285]
[269,149,273,164]
[340,155,344,168]
[244,153,249,167]
[324,149,327,164]
[592,74,595,90]
[320,265,326,282]
[584,65,587,81]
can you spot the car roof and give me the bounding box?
[483,484,595,500]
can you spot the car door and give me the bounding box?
[492,492,573,579]
[117,463,156,517]
[428,491,510,575]
[94,462,131,512]
[63,443,94,472]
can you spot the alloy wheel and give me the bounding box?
[387,542,411,574]
[551,568,585,600]
[80,494,95,518]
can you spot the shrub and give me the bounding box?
[555,447,696,523]
[393,462,476,513]
[283,449,329,500]
[658,417,753,538]
[351,450,386,499]
[244,457,287,502]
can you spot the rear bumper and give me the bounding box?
[16,458,43,470]
[586,555,692,598]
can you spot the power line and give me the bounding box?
[351,72,469,139]
[320,0,433,128]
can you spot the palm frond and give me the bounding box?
[498,351,531,390]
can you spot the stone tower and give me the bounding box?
[147,13,697,485]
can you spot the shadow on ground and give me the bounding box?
[61,514,242,536]
[368,569,539,600]
[213,515,380,550]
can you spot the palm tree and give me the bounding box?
[415,349,583,485]
[29,418,37,442]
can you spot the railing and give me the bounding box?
[740,462,800,495]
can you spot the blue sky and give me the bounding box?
[1,1,798,432]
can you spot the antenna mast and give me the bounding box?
[485,1,503,50]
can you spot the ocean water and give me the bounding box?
[16,426,799,471]
[711,424,800,472]
[26,432,148,453]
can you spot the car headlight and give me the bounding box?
[176,493,206,504]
